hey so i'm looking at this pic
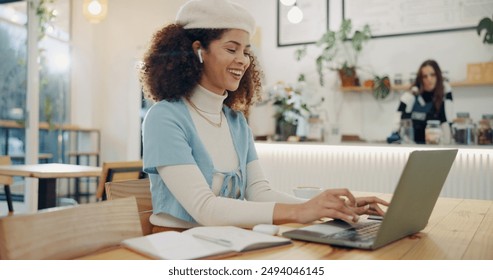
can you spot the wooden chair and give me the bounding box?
[0,197,143,260]
[105,178,187,235]
[105,178,154,235]
[95,160,145,201]
[0,156,14,214]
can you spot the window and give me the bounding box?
[0,0,71,163]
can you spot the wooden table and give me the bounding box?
[78,196,493,260]
[0,163,102,209]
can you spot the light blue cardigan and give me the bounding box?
[142,98,258,223]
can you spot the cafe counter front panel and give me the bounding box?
[255,142,493,200]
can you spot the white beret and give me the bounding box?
[176,0,256,36]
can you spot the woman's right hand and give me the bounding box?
[274,188,368,225]
[297,189,368,224]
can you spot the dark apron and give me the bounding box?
[411,97,433,144]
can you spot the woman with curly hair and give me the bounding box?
[141,0,388,230]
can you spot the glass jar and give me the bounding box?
[452,118,476,145]
[477,117,493,145]
[399,119,414,144]
[409,72,416,85]
[394,73,403,85]
[425,120,441,145]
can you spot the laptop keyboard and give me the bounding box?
[328,221,381,241]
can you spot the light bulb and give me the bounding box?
[280,0,296,6]
[83,0,108,23]
[52,53,70,72]
[287,6,303,24]
[88,0,102,16]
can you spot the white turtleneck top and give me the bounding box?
[151,85,302,228]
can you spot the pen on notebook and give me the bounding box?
[192,234,232,247]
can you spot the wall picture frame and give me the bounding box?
[343,0,491,38]
[277,0,329,47]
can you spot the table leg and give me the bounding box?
[75,155,80,203]
[4,128,10,155]
[38,178,57,209]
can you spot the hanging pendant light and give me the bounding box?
[280,0,296,6]
[287,3,303,24]
[83,0,108,23]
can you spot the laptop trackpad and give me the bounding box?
[300,219,353,235]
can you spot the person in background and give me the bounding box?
[388,59,454,144]
[140,0,388,230]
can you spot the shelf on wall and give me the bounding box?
[340,81,493,92]
[449,80,493,87]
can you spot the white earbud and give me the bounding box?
[197,49,203,63]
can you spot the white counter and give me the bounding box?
[255,142,493,200]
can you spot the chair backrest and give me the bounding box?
[105,178,153,235]
[96,160,145,201]
[0,156,13,186]
[0,197,143,260]
[0,156,14,214]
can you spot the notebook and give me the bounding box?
[122,226,292,259]
[282,149,458,250]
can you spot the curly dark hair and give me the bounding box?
[140,24,263,115]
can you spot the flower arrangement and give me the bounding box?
[268,76,311,140]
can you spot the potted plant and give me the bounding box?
[295,19,371,87]
[295,19,391,99]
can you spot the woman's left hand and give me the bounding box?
[348,197,390,216]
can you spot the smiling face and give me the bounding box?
[420,65,437,92]
[197,29,251,95]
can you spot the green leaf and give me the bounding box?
[477,16,493,44]
[294,45,307,61]
[339,19,352,40]
[373,76,391,100]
